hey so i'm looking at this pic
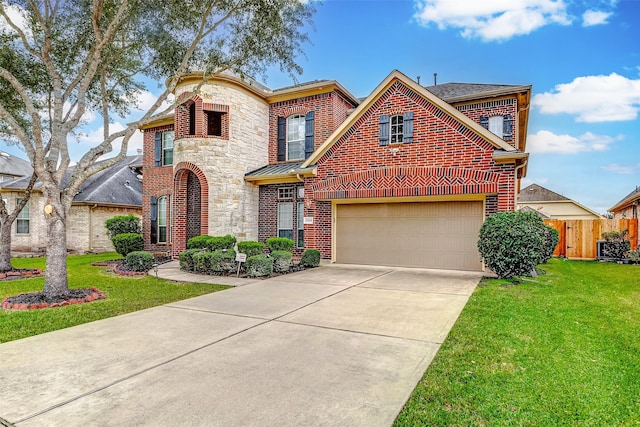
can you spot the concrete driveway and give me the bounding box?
[0,264,481,427]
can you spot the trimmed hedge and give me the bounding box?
[246,254,273,277]
[478,211,557,279]
[125,251,154,272]
[112,233,144,257]
[267,237,294,253]
[237,241,264,257]
[300,249,321,268]
[179,248,202,271]
[272,250,292,273]
[105,215,141,239]
[209,249,237,274]
[187,234,236,251]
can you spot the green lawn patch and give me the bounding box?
[1,253,229,343]
[395,259,640,426]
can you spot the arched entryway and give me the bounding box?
[173,162,209,257]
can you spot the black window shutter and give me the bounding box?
[277,117,286,161]
[304,111,315,159]
[503,114,514,141]
[154,133,162,166]
[479,116,489,130]
[379,115,390,146]
[150,196,157,244]
[403,112,414,143]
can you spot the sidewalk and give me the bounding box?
[153,260,259,286]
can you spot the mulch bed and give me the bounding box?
[0,268,42,280]
[1,287,105,311]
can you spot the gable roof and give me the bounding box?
[0,151,32,179]
[1,155,142,207]
[301,70,524,169]
[518,183,570,202]
[609,185,640,212]
[425,83,530,103]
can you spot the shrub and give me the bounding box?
[266,237,294,253]
[125,251,154,272]
[192,251,212,273]
[187,234,236,251]
[300,249,321,268]
[272,250,292,273]
[237,241,264,257]
[629,247,640,264]
[602,230,630,261]
[539,225,560,264]
[111,233,144,257]
[179,248,202,271]
[477,211,553,279]
[105,215,141,239]
[209,249,237,274]
[245,254,273,277]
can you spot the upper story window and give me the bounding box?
[480,114,514,141]
[154,130,174,167]
[287,114,305,160]
[206,111,223,136]
[277,111,315,162]
[379,112,414,146]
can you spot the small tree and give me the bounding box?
[478,211,556,279]
[602,230,630,261]
[111,233,144,257]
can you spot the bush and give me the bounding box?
[477,211,555,279]
[209,249,237,274]
[187,234,236,251]
[105,215,141,239]
[300,249,321,268]
[272,250,292,273]
[237,241,264,257]
[192,251,212,273]
[539,225,560,264]
[602,230,630,261]
[245,254,273,277]
[179,248,202,271]
[266,237,294,253]
[112,233,144,257]
[629,247,640,264]
[125,251,154,272]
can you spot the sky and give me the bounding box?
[2,0,639,214]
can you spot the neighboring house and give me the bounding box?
[0,155,142,254]
[517,183,602,220]
[609,186,640,219]
[141,70,531,271]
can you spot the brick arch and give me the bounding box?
[312,167,501,200]
[172,162,209,256]
[175,94,203,139]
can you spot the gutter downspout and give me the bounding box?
[514,159,528,211]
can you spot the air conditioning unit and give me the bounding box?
[596,240,607,260]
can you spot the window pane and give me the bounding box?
[278,202,293,239]
[297,202,304,247]
[157,197,167,243]
[162,131,174,165]
[390,115,404,143]
[158,226,167,243]
[16,219,29,234]
[488,116,503,138]
[287,115,305,160]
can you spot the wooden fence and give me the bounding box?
[544,219,638,260]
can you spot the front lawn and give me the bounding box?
[1,253,229,343]
[395,259,640,426]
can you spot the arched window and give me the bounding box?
[286,114,305,160]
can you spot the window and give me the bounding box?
[286,114,305,160]
[297,201,304,248]
[488,116,503,138]
[278,187,294,200]
[390,115,404,143]
[188,102,196,135]
[206,111,224,136]
[162,131,174,166]
[157,196,167,243]
[16,198,29,234]
[277,202,293,239]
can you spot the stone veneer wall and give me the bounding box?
[173,79,269,243]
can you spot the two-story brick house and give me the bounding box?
[141,70,530,271]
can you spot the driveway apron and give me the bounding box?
[0,265,481,427]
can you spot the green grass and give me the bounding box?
[395,259,640,426]
[1,253,229,343]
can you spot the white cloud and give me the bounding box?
[582,10,612,26]
[601,163,640,174]
[413,0,571,41]
[0,3,31,38]
[72,122,143,162]
[528,130,621,153]
[532,73,640,122]
[130,90,173,114]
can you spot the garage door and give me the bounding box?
[335,201,483,271]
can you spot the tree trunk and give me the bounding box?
[0,219,13,272]
[42,193,69,298]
